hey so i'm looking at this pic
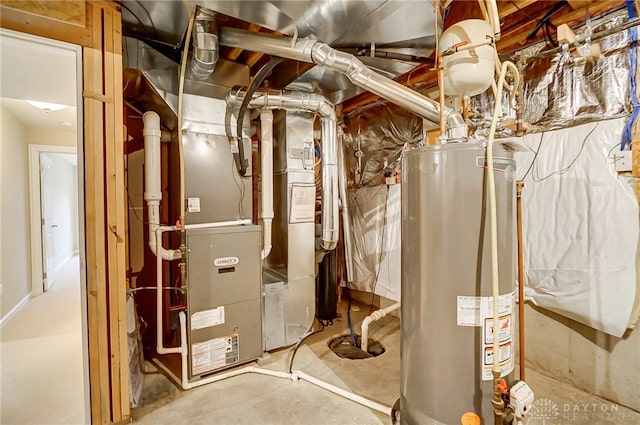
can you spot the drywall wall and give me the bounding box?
[525,303,640,412]
[27,127,76,147]
[0,105,31,320]
[43,152,78,268]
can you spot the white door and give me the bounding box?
[40,153,57,291]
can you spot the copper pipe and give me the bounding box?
[437,58,446,140]
[516,180,525,381]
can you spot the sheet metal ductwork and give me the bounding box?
[190,8,219,80]
[219,27,466,137]
[226,87,339,254]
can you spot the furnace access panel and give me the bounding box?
[185,225,262,379]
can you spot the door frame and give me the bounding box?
[28,144,77,297]
[2,3,130,423]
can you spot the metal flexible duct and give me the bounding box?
[219,27,466,137]
[191,8,219,80]
[226,87,339,252]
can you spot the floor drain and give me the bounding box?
[328,335,385,359]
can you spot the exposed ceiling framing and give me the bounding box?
[120,0,627,114]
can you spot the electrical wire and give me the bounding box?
[134,0,159,38]
[369,185,390,314]
[287,319,325,373]
[347,291,357,347]
[532,123,599,182]
[127,286,185,293]
[354,185,386,207]
[520,132,545,181]
[116,1,155,40]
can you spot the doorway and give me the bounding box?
[28,146,79,295]
[0,29,89,424]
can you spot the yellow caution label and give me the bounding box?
[461,412,481,425]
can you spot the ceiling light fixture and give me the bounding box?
[26,100,69,113]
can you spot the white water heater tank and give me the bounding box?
[439,19,496,97]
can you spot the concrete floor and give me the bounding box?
[132,301,640,425]
[1,258,637,425]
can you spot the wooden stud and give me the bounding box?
[245,51,265,68]
[632,133,640,178]
[102,5,123,421]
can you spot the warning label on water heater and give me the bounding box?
[456,291,516,380]
[481,291,515,381]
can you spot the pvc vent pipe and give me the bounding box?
[191,8,219,80]
[219,27,467,139]
[143,111,181,261]
[259,109,274,259]
[226,87,339,252]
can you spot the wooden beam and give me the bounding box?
[497,0,624,52]
[245,51,265,68]
[499,0,539,19]
[0,0,92,47]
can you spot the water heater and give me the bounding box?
[400,143,516,424]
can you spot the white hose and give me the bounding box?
[486,61,520,377]
[360,302,400,353]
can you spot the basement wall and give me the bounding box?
[525,304,640,411]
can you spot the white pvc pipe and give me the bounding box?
[156,226,181,355]
[175,313,392,418]
[360,302,400,353]
[184,219,252,230]
[486,0,501,41]
[143,112,162,203]
[292,371,392,416]
[260,109,274,259]
[143,111,182,261]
